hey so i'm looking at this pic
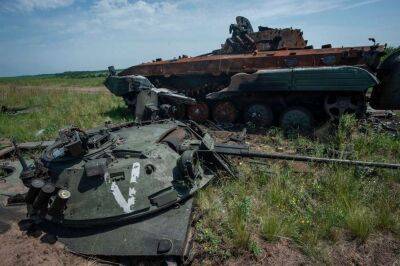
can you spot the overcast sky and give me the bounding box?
[0,0,399,77]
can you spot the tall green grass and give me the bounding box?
[195,115,400,262]
[0,87,127,141]
[0,70,119,87]
[0,76,105,87]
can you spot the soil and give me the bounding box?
[0,223,91,266]
[329,233,400,265]
[192,233,400,265]
[192,239,310,265]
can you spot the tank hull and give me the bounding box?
[119,46,384,97]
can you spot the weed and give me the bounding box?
[227,196,252,250]
[261,213,282,241]
[237,196,252,220]
[337,114,357,153]
[196,221,222,254]
[248,240,263,256]
[346,206,376,240]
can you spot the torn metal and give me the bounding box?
[0,105,39,115]
[0,140,54,159]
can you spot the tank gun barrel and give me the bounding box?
[211,146,400,170]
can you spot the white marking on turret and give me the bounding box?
[131,162,140,183]
[110,162,140,213]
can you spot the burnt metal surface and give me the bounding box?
[104,16,400,134]
[120,46,383,79]
[0,141,55,159]
[108,16,396,129]
[216,16,307,54]
[119,16,384,83]
[104,73,196,122]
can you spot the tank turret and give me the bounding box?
[216,16,308,54]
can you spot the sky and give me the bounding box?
[0,0,399,77]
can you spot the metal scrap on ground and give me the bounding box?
[0,105,39,116]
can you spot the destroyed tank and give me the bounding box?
[2,125,400,264]
[2,92,400,264]
[108,16,395,124]
[105,50,400,131]
[0,120,231,264]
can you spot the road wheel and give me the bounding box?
[187,103,209,122]
[244,104,273,127]
[173,104,186,119]
[324,94,361,120]
[280,107,313,135]
[212,101,237,124]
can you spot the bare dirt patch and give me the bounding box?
[329,233,400,265]
[0,223,91,266]
[232,240,308,266]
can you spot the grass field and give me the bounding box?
[1,76,399,264]
[0,87,127,141]
[0,76,105,87]
[195,118,400,263]
[0,70,108,88]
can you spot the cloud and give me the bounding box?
[0,0,74,12]
[78,0,383,32]
[89,0,179,30]
[0,0,392,76]
[341,0,382,10]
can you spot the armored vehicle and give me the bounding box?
[110,16,390,122]
[204,52,400,129]
[0,120,229,263]
[2,93,400,263]
[206,66,377,129]
[106,48,400,130]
